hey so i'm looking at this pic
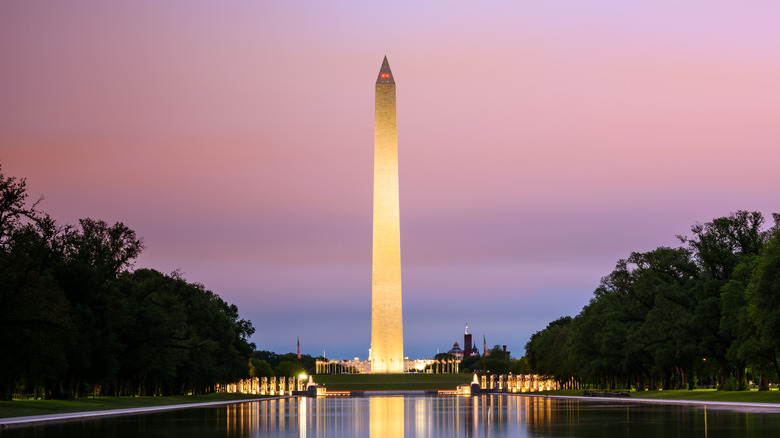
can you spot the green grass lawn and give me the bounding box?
[314,373,473,390]
[536,388,780,403]
[0,393,263,419]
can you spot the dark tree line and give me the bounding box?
[0,165,255,400]
[250,351,325,378]
[458,346,528,375]
[526,211,780,391]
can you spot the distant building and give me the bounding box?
[447,342,464,360]
[440,324,491,360]
[463,324,479,358]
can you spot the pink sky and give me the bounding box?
[2,1,779,359]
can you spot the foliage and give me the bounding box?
[459,355,483,373]
[482,357,512,374]
[0,165,255,400]
[252,351,280,366]
[488,345,509,360]
[744,229,780,386]
[274,361,305,378]
[249,359,274,378]
[460,347,513,375]
[512,357,532,374]
[526,211,779,392]
[526,317,574,385]
[251,350,323,375]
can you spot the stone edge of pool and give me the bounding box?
[0,396,293,429]
[525,394,780,411]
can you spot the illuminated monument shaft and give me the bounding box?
[371,56,403,373]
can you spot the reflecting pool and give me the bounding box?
[5,395,780,437]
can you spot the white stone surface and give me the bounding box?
[371,56,404,373]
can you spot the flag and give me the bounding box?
[483,335,489,356]
[297,337,301,360]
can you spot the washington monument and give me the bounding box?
[370,56,404,373]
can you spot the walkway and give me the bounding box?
[0,396,290,428]
[525,394,780,412]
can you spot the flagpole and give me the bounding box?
[483,335,487,376]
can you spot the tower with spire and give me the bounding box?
[464,323,473,358]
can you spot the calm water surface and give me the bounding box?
[5,395,780,437]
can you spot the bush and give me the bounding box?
[721,376,738,391]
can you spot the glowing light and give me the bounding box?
[299,373,308,380]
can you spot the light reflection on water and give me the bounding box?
[213,395,780,438]
[6,395,780,437]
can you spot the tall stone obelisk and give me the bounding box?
[370,56,404,373]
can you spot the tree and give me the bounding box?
[276,352,320,375]
[526,317,575,387]
[626,247,699,390]
[249,359,274,378]
[512,357,532,375]
[460,355,483,373]
[52,219,144,397]
[0,165,256,399]
[530,211,777,392]
[680,211,770,388]
[0,218,69,400]
[745,229,780,384]
[483,357,512,375]
[0,162,42,245]
[62,218,144,280]
[487,345,509,360]
[274,361,305,378]
[0,164,70,399]
[565,261,642,390]
[682,211,766,282]
[253,351,280,368]
[114,269,190,395]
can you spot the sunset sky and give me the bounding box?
[2,1,779,359]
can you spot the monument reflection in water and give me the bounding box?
[8,395,780,437]
[220,395,779,438]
